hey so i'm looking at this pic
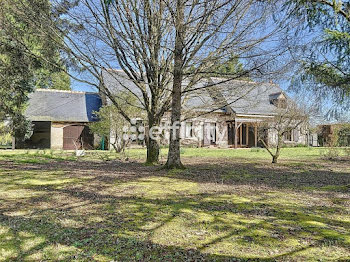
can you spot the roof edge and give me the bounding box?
[35,89,99,95]
[208,77,280,87]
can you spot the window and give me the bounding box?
[209,123,216,144]
[284,130,292,141]
[270,98,287,108]
[185,122,193,138]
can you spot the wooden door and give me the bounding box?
[227,122,234,145]
[63,125,84,150]
[63,125,94,150]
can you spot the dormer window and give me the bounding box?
[269,92,287,109]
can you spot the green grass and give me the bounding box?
[0,148,349,261]
[120,146,348,161]
[0,146,345,163]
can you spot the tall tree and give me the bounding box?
[165,0,287,168]
[0,0,70,140]
[286,0,350,118]
[12,0,289,166]
[166,0,186,169]
[213,55,245,77]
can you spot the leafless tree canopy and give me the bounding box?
[9,0,289,107]
[260,96,314,163]
[7,0,293,163]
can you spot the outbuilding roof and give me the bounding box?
[25,89,102,122]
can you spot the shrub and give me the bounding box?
[97,153,111,161]
[344,147,350,157]
[0,133,11,146]
[321,147,340,160]
[337,124,350,146]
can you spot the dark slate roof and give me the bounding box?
[102,69,284,116]
[218,80,283,115]
[25,89,102,122]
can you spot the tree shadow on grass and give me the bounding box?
[168,158,350,193]
[0,200,277,261]
[2,157,350,193]
[1,182,350,260]
[1,158,350,260]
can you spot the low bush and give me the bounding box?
[321,147,340,160]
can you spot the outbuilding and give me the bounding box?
[17,89,102,150]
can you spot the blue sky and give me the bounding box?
[71,77,97,92]
[65,3,347,124]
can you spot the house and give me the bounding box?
[17,73,309,150]
[17,89,102,150]
[102,69,309,149]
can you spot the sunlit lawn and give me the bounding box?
[0,148,350,261]
[0,146,344,163]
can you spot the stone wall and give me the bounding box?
[267,125,308,147]
[158,113,229,148]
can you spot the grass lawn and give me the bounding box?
[0,147,350,261]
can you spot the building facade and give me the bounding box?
[17,89,102,150]
[103,69,309,149]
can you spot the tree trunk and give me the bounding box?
[165,63,184,169]
[272,134,283,164]
[146,118,160,165]
[165,0,185,169]
[146,137,159,165]
[272,155,278,163]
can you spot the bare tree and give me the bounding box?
[161,0,291,168]
[89,91,143,153]
[8,0,292,166]
[11,0,177,164]
[259,98,310,163]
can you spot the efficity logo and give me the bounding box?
[122,119,145,141]
[122,120,226,142]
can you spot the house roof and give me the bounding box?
[185,79,283,116]
[102,69,148,98]
[102,69,284,116]
[25,89,102,122]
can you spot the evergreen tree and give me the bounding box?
[214,55,246,78]
[287,0,350,117]
[0,0,70,140]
